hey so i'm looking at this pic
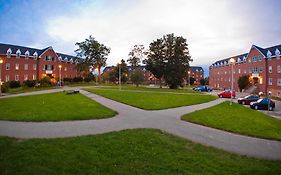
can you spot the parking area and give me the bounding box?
[206,90,281,119]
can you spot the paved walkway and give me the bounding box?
[0,88,281,160]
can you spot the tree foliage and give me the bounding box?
[75,35,110,82]
[130,69,144,87]
[200,77,209,85]
[128,44,146,69]
[145,34,192,89]
[238,75,250,92]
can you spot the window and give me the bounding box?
[268,66,272,73]
[238,69,240,74]
[6,63,10,70]
[45,56,55,61]
[277,66,281,73]
[25,50,29,59]
[259,67,263,73]
[6,48,12,58]
[15,63,19,70]
[277,79,281,86]
[269,78,273,85]
[5,75,9,82]
[16,49,21,58]
[33,64,37,70]
[32,74,37,80]
[33,52,38,59]
[278,92,281,97]
[15,75,19,81]
[64,67,67,71]
[24,64,28,70]
[24,74,28,81]
[44,65,54,70]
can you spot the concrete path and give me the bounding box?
[0,88,281,160]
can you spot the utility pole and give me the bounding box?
[119,62,121,91]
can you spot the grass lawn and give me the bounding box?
[0,92,116,121]
[182,101,281,141]
[66,82,97,87]
[6,86,57,94]
[0,129,280,175]
[95,85,199,93]
[86,88,217,110]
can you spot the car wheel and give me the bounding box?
[242,101,245,105]
[219,95,223,98]
[255,106,258,110]
[269,106,273,111]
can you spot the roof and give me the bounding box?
[0,43,80,61]
[210,44,281,67]
[190,66,204,72]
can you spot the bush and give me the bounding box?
[1,82,9,93]
[84,77,92,82]
[130,69,144,87]
[63,78,73,83]
[238,75,250,92]
[8,81,21,88]
[40,77,51,87]
[73,77,83,83]
[23,80,37,87]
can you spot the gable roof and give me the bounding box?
[190,66,204,72]
[210,43,281,67]
[0,43,80,62]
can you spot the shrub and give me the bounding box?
[73,77,83,83]
[40,77,51,87]
[130,69,144,87]
[1,82,9,93]
[8,81,21,88]
[63,78,73,83]
[84,77,92,82]
[23,80,37,87]
[238,75,250,92]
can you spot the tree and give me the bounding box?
[200,77,209,85]
[115,59,129,83]
[130,69,144,87]
[144,38,166,88]
[127,44,146,70]
[189,77,195,85]
[75,35,110,83]
[238,75,250,92]
[145,34,192,89]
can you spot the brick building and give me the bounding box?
[209,44,281,97]
[187,66,204,85]
[0,43,81,84]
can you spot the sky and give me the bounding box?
[1,0,281,76]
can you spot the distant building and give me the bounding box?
[187,66,204,85]
[209,44,281,97]
[0,43,81,83]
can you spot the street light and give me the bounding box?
[119,62,121,91]
[187,71,191,88]
[229,58,235,105]
[0,58,3,96]
[58,65,62,87]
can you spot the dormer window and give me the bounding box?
[275,48,280,59]
[70,58,73,63]
[237,58,241,63]
[33,52,38,59]
[267,50,272,58]
[6,48,12,58]
[243,56,246,62]
[16,49,21,58]
[64,57,68,62]
[58,56,62,61]
[25,50,30,59]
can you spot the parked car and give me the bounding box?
[193,86,213,92]
[238,95,259,105]
[217,90,236,98]
[250,98,275,111]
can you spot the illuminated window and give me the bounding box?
[24,64,28,70]
[268,66,272,73]
[24,74,28,80]
[15,63,19,70]
[6,63,10,70]
[33,64,37,70]
[33,74,37,80]
[5,75,9,82]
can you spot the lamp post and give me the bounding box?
[119,62,121,91]
[229,58,235,105]
[58,65,62,87]
[0,58,3,96]
[187,71,191,88]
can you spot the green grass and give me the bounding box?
[182,101,281,141]
[7,86,56,94]
[86,88,217,110]
[0,129,280,175]
[0,92,116,121]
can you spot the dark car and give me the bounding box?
[250,98,275,111]
[238,95,259,105]
[217,90,236,98]
[193,86,213,92]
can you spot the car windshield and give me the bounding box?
[244,95,251,99]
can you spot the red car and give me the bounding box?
[238,95,259,105]
[217,90,236,98]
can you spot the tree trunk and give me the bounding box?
[159,77,162,88]
[98,67,101,83]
